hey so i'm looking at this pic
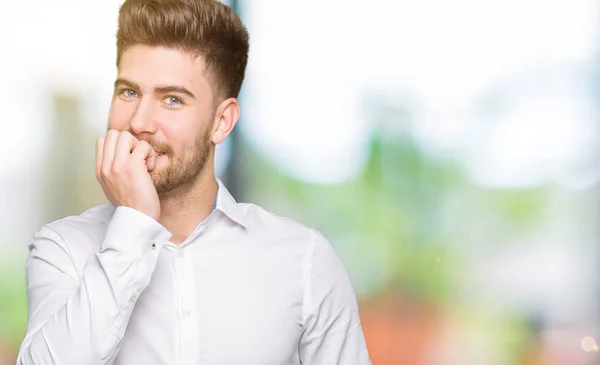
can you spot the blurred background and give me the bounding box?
[1,0,599,364]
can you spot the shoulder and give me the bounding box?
[236,202,321,242]
[234,202,341,261]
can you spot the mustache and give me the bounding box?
[133,135,173,156]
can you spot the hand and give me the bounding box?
[95,130,161,221]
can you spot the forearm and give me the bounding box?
[17,207,171,365]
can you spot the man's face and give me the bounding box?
[108,45,216,196]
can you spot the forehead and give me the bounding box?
[118,45,211,93]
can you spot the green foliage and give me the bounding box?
[0,260,27,353]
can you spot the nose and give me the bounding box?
[129,98,158,135]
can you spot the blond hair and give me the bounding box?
[116,0,249,100]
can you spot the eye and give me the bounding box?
[120,89,138,98]
[163,96,183,107]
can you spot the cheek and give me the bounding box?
[157,109,202,146]
[108,100,136,130]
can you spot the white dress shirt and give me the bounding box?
[17,179,372,365]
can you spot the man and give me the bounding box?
[17,0,372,364]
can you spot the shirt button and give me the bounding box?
[150,240,157,250]
[182,309,191,317]
[130,296,136,303]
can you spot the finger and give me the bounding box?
[95,137,105,180]
[131,140,157,171]
[113,131,138,167]
[101,129,120,175]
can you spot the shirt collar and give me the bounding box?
[214,178,247,228]
[211,184,219,212]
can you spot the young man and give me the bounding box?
[17,0,371,364]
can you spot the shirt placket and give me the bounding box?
[175,241,200,365]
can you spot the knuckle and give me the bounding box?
[118,131,133,141]
[110,163,122,175]
[107,130,119,139]
[101,166,111,178]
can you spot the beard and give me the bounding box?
[136,126,212,198]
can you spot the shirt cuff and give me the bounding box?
[101,206,172,257]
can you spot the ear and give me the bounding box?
[211,98,240,145]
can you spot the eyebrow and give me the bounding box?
[114,77,196,100]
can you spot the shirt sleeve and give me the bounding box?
[17,206,172,365]
[299,229,372,364]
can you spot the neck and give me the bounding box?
[157,168,218,245]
